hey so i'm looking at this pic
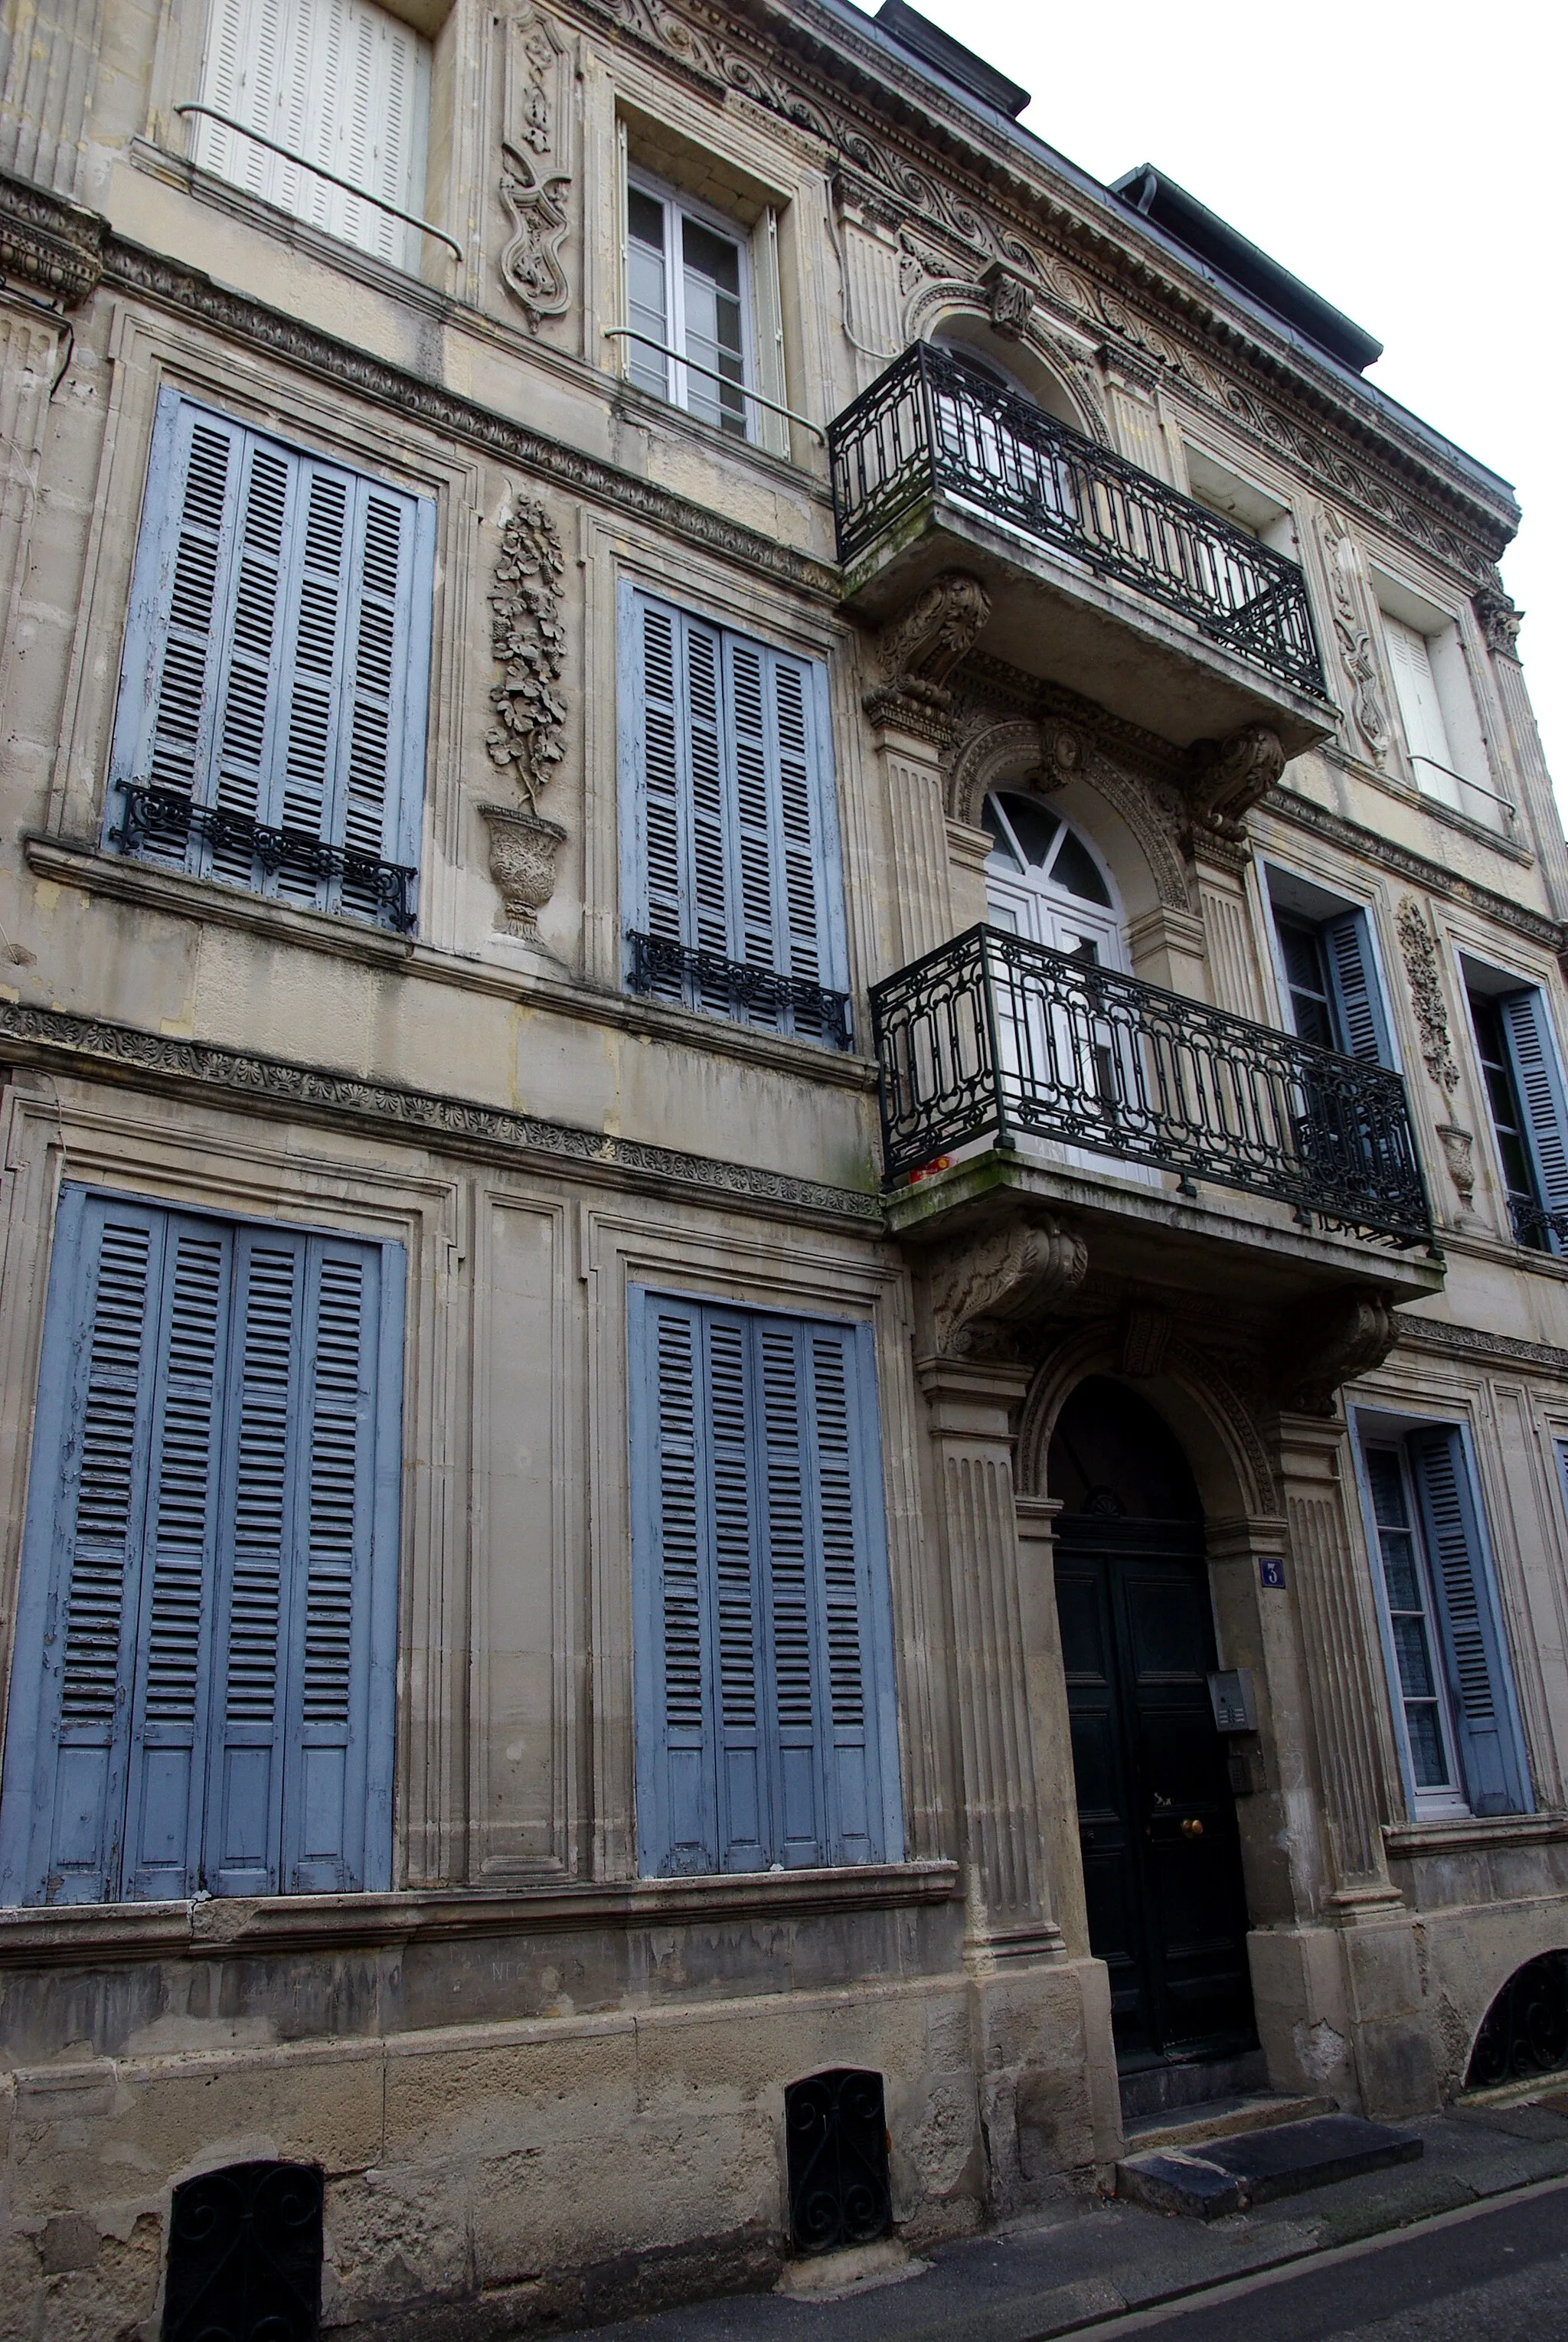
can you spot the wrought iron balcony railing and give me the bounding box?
[1508,1197,1568,1254]
[871,925,1433,1248]
[627,929,854,1050]
[112,782,417,933]
[830,343,1327,700]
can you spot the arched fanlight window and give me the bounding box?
[982,792,1113,909]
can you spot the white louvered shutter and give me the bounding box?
[0,1192,402,1907]
[631,1292,896,1878]
[1407,1428,1529,1816]
[110,391,430,926]
[1322,911,1391,1065]
[194,0,429,269]
[1383,616,1454,775]
[1500,991,1568,1246]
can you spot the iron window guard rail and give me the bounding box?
[627,929,853,1050]
[829,342,1327,700]
[871,923,1434,1247]
[175,102,465,262]
[1508,1197,1568,1253]
[113,782,418,934]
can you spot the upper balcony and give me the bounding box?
[874,925,1444,1315]
[831,344,1335,756]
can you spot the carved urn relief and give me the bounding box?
[481,492,569,942]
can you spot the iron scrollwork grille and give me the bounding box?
[1508,1197,1568,1256]
[162,2159,324,2342]
[870,924,1435,1249]
[828,342,1327,701]
[785,2067,893,2255]
[626,929,854,1050]
[113,782,418,935]
[1466,1951,1568,2089]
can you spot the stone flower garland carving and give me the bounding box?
[480,495,569,941]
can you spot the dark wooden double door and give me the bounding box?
[1055,1522,1256,2064]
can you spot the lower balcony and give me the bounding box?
[874,926,1444,1314]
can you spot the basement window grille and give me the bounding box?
[1465,1951,1568,2089]
[785,2068,893,2255]
[162,2160,324,2342]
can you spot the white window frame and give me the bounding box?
[1373,574,1510,835]
[621,159,767,447]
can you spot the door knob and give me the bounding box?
[1180,1818,1204,1838]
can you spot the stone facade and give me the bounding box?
[0,0,1563,2334]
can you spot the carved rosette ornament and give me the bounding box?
[1186,724,1285,845]
[482,492,569,939]
[499,3,573,329]
[864,570,991,740]
[1275,1286,1399,1416]
[928,1214,1088,1358]
[1395,896,1460,1094]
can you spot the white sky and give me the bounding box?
[847,0,1565,820]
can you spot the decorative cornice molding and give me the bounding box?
[0,1002,884,1226]
[1391,1315,1568,1382]
[561,0,1517,573]
[98,237,840,600]
[1263,786,1565,954]
[0,166,103,305]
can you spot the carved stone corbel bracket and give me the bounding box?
[1185,724,1285,847]
[863,570,991,742]
[1274,1285,1398,1416]
[1475,586,1524,660]
[928,1214,1088,1359]
[982,259,1034,339]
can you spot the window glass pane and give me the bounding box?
[1392,1616,1436,1699]
[995,793,1060,870]
[1406,1703,1449,1789]
[1050,828,1112,907]
[1364,1445,1454,1792]
[981,796,1021,870]
[681,215,746,436]
[1276,916,1337,1050]
[626,191,669,400]
[1468,989,1542,1223]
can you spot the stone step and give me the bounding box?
[1116,2112,1423,2220]
[1122,2089,1333,2154]
[1118,2049,1267,2125]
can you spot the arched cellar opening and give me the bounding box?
[1048,1376,1258,2083]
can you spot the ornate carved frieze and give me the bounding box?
[561,0,1513,581]
[864,570,991,739]
[928,1215,1087,1358]
[1119,1301,1170,1379]
[1275,1286,1399,1416]
[1186,724,1285,846]
[1394,1315,1568,1380]
[499,2,573,329]
[1395,896,1461,1094]
[0,1001,884,1223]
[100,241,838,600]
[1265,787,1564,955]
[1318,508,1392,763]
[0,167,102,305]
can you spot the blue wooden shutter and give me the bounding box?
[631,1291,898,1879]
[1323,911,1392,1066]
[109,390,433,924]
[0,1190,402,1907]
[1407,1426,1530,1816]
[621,590,846,1035]
[1500,990,1568,1243]
[206,1228,400,1896]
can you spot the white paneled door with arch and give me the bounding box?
[982,791,1155,1185]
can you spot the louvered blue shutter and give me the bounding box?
[1407,1426,1530,1817]
[0,1191,402,1906]
[632,1292,722,1874]
[108,390,433,926]
[630,1292,900,1878]
[1500,990,1568,1247]
[1323,911,1392,1066]
[207,1228,400,1896]
[619,587,847,1038]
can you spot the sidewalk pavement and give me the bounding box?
[580,2093,1568,2342]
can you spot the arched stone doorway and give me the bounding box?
[1049,1376,1256,2070]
